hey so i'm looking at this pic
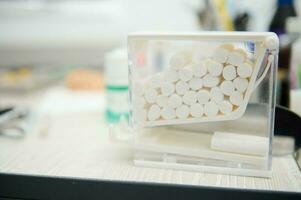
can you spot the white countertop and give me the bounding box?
[1,86,301,192]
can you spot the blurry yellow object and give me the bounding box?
[65,69,104,91]
[2,67,32,85]
[213,0,234,31]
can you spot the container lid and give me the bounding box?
[104,47,128,86]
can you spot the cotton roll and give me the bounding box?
[189,78,203,91]
[144,88,158,103]
[176,104,190,119]
[191,61,207,77]
[208,60,223,76]
[229,91,244,106]
[220,80,235,96]
[161,106,176,120]
[175,80,189,95]
[212,47,230,63]
[149,73,163,88]
[237,62,253,78]
[218,100,233,115]
[168,94,182,108]
[222,65,237,80]
[170,53,190,70]
[190,103,204,117]
[228,49,247,66]
[147,104,161,121]
[210,87,224,103]
[161,82,175,96]
[204,101,219,117]
[196,89,210,104]
[156,95,168,107]
[233,77,249,92]
[164,69,179,83]
[183,91,197,105]
[132,96,145,108]
[203,75,220,88]
[179,67,193,82]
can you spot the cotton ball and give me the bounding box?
[204,101,219,117]
[218,100,233,115]
[220,80,235,96]
[161,82,175,96]
[183,90,197,106]
[144,88,158,103]
[228,49,247,66]
[203,75,220,88]
[149,73,163,88]
[147,104,161,121]
[156,95,168,107]
[222,65,237,80]
[237,62,253,78]
[208,60,223,76]
[175,80,189,95]
[161,106,176,120]
[189,78,203,91]
[233,77,249,92]
[190,103,204,118]
[176,104,190,119]
[179,67,193,82]
[210,87,224,103]
[168,94,183,108]
[229,91,244,106]
[196,89,210,104]
[212,46,231,63]
[191,61,207,77]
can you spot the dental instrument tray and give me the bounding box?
[122,32,278,177]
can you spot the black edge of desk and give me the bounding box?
[0,173,300,200]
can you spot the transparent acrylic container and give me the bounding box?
[126,32,279,177]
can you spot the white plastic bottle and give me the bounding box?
[104,47,129,123]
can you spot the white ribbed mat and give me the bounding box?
[0,113,300,192]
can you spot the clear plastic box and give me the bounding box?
[126,32,279,177]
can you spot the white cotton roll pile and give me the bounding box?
[132,44,255,124]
